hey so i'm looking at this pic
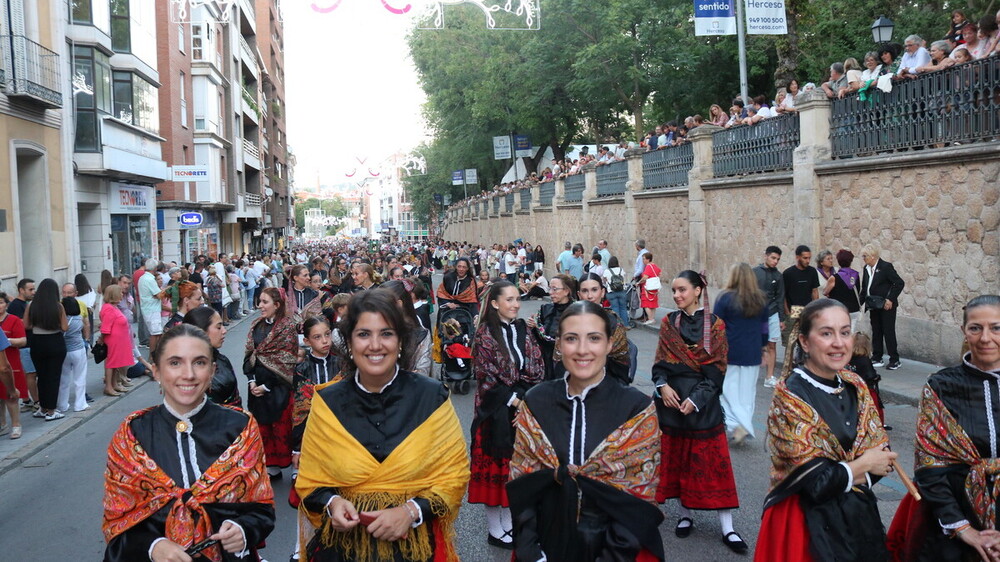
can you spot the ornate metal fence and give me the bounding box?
[830,58,1000,158]
[595,160,628,196]
[538,182,555,206]
[563,173,585,202]
[520,188,531,209]
[492,196,500,214]
[642,143,694,189]
[712,114,800,177]
[504,193,515,212]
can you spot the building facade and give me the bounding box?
[69,0,167,282]
[256,0,292,251]
[0,0,71,285]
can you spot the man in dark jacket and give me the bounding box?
[754,246,785,387]
[861,245,906,370]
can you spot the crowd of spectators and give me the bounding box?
[449,8,990,210]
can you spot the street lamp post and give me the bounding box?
[871,16,895,45]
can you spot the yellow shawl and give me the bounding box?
[295,393,469,561]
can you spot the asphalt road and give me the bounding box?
[0,300,919,561]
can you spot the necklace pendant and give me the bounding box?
[176,420,189,433]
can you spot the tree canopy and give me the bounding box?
[404,0,953,221]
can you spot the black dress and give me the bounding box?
[104,402,275,561]
[533,301,571,381]
[245,321,289,425]
[302,371,449,561]
[210,351,242,408]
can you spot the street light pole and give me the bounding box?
[735,0,749,104]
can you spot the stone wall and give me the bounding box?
[445,91,1000,365]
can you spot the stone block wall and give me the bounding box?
[445,126,1000,365]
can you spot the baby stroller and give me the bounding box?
[437,307,476,395]
[625,281,643,328]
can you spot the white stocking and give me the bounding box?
[499,506,513,534]
[485,506,504,538]
[677,504,693,527]
[719,509,735,536]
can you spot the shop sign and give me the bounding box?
[172,166,210,182]
[180,212,204,227]
[110,183,155,214]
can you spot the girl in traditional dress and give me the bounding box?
[295,290,469,561]
[470,280,545,548]
[508,301,663,561]
[652,270,747,553]
[756,298,895,562]
[436,257,479,315]
[102,324,275,561]
[183,306,241,408]
[887,295,1000,561]
[577,272,632,385]
[527,274,577,381]
[164,281,203,331]
[244,287,299,481]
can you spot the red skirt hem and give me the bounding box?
[755,495,813,562]
[655,426,739,509]
[467,426,510,507]
[259,394,294,468]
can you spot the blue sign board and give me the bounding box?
[180,212,204,227]
[452,170,464,186]
[694,0,736,35]
[514,135,532,157]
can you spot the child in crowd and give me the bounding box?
[288,316,340,561]
[848,332,889,429]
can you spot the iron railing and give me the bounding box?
[564,173,585,202]
[595,160,628,196]
[831,57,1000,158]
[492,195,500,214]
[538,182,555,206]
[520,188,531,209]
[504,193,514,213]
[712,113,800,177]
[2,35,61,108]
[642,143,694,189]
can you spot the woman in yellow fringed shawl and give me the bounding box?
[295,290,469,562]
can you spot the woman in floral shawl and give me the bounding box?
[103,325,274,561]
[652,270,747,553]
[244,287,299,480]
[756,299,895,562]
[508,301,663,561]
[469,280,544,549]
[888,295,1000,561]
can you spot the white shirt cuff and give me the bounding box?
[683,398,699,413]
[839,462,855,493]
[325,494,342,518]
[407,498,424,528]
[148,537,167,560]
[259,384,271,392]
[506,392,519,407]
[940,518,971,535]
[223,519,249,558]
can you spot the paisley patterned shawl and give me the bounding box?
[915,384,1000,529]
[767,370,888,490]
[509,402,662,502]
[654,313,728,373]
[288,293,325,326]
[471,322,544,409]
[102,407,274,562]
[244,316,299,386]
[436,273,478,305]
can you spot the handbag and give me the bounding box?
[865,295,886,310]
[645,274,661,292]
[92,341,108,364]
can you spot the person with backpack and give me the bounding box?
[603,256,629,324]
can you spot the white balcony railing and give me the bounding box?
[244,139,260,161]
[245,192,262,207]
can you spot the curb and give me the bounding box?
[0,312,257,478]
[0,376,151,478]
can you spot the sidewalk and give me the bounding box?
[633,304,944,407]
[0,312,257,478]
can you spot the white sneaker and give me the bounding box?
[763,376,778,388]
[872,360,885,368]
[45,411,65,421]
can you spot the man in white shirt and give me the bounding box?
[634,239,649,280]
[555,241,572,274]
[503,244,519,284]
[898,35,932,78]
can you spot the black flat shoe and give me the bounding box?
[487,531,514,550]
[675,517,693,538]
[269,471,283,482]
[723,531,748,554]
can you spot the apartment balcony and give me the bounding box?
[243,138,262,170]
[74,117,168,182]
[245,192,262,207]
[241,86,260,124]
[1,35,62,108]
[224,191,262,222]
[239,36,259,81]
